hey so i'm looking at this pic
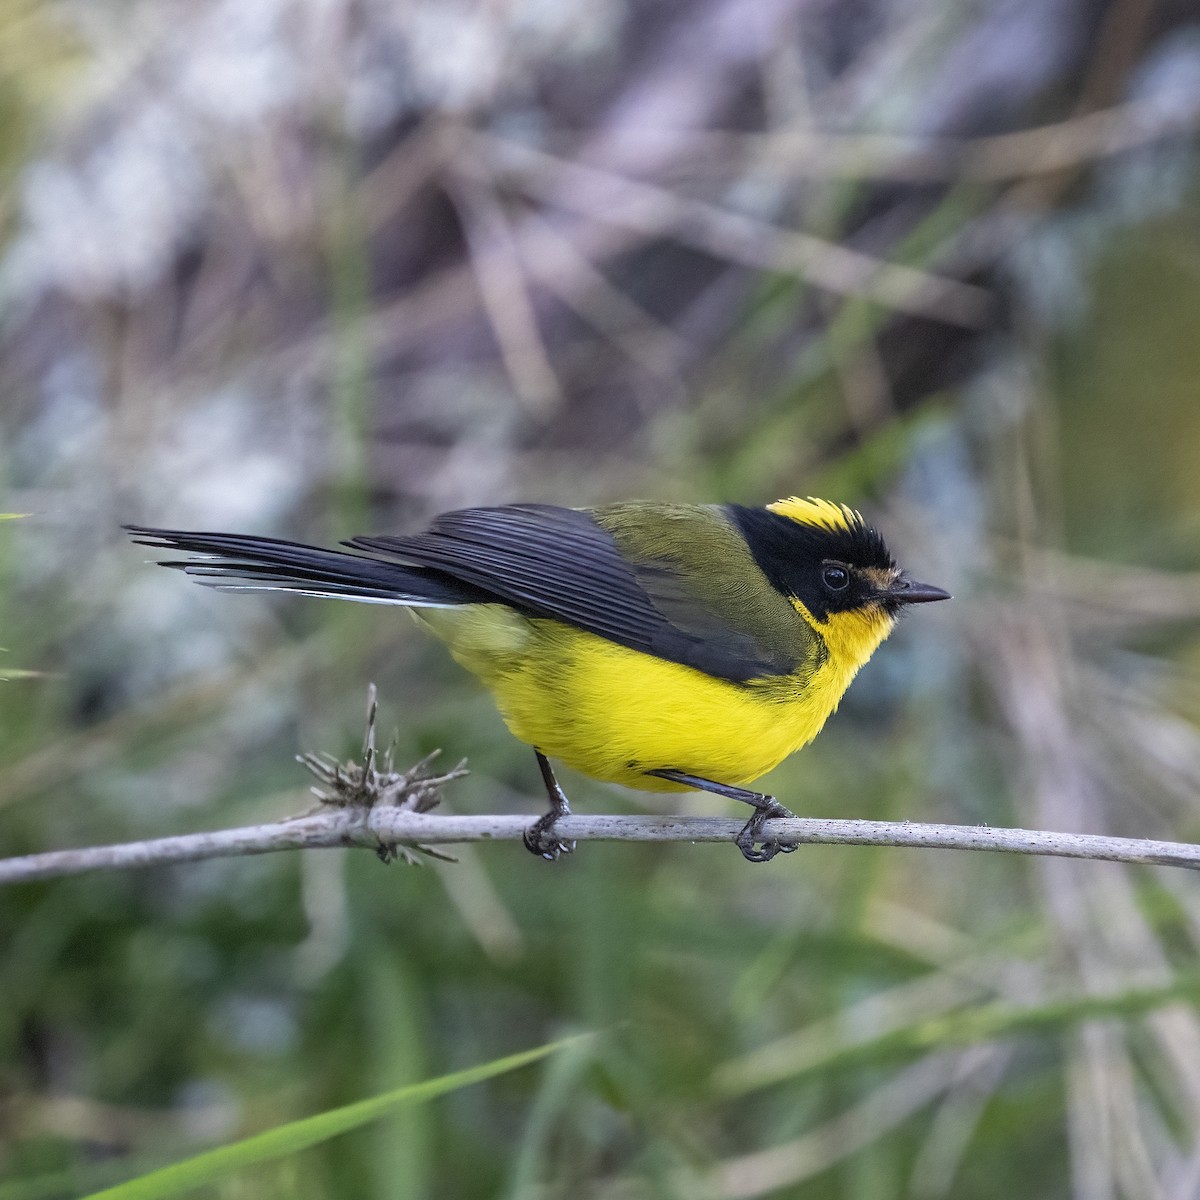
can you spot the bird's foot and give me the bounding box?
[736,798,799,864]
[524,749,576,861]
[646,768,798,865]
[522,811,576,861]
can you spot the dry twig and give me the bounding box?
[4,810,1200,887]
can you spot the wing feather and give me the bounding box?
[348,504,800,682]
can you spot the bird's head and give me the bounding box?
[730,495,950,670]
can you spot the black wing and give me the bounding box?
[347,505,792,682]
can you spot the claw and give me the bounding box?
[522,817,576,861]
[735,798,798,864]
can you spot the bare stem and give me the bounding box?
[2,810,1199,886]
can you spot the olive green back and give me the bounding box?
[594,503,827,683]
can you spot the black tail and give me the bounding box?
[124,526,485,608]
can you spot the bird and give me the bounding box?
[125,495,949,863]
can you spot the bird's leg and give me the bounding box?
[523,751,577,861]
[645,769,799,864]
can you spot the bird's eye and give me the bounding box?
[822,565,850,591]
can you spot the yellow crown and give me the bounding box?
[766,496,862,533]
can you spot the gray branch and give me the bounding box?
[2,809,1199,886]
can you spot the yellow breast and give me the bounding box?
[418,601,893,791]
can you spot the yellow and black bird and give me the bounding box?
[127,496,948,862]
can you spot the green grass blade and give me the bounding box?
[83,1033,591,1200]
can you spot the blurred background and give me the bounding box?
[3,0,1200,1195]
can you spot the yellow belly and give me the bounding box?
[417,605,865,791]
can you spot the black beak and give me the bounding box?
[885,574,951,605]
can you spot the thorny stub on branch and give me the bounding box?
[296,685,469,865]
